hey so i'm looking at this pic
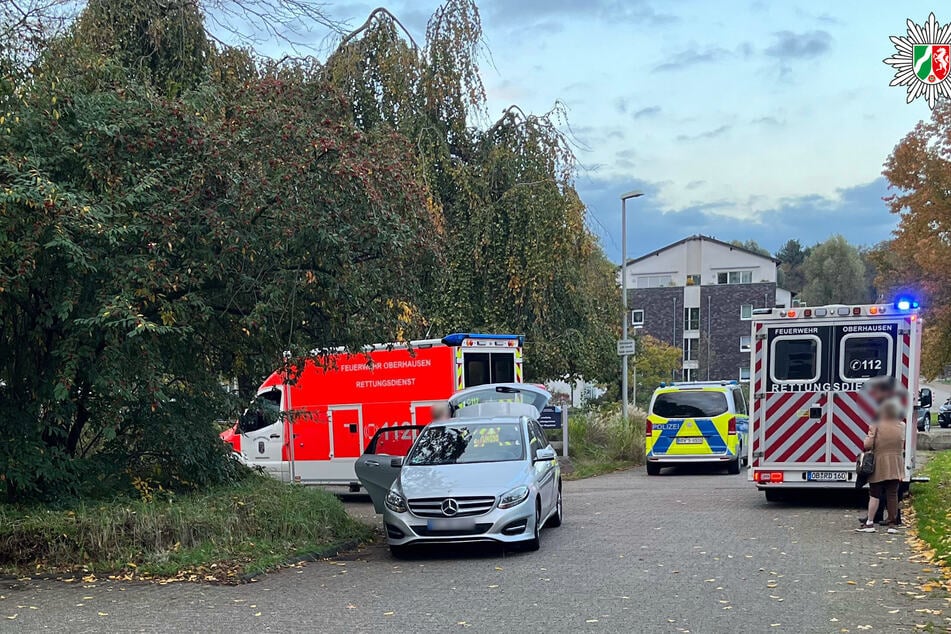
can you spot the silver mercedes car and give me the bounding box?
[355,383,563,557]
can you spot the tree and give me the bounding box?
[0,1,440,500]
[775,239,809,294]
[633,336,682,410]
[800,236,868,305]
[730,239,771,258]
[878,100,951,377]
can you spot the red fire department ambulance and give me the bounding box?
[221,333,524,488]
[748,299,926,500]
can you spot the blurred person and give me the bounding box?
[856,398,906,533]
[430,402,451,422]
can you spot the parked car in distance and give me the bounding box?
[938,397,951,429]
[355,383,562,558]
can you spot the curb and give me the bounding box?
[238,538,364,583]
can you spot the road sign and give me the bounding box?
[617,339,635,356]
[538,405,562,429]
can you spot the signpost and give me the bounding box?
[617,339,636,357]
[539,404,569,457]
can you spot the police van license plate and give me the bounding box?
[676,437,703,444]
[806,471,848,482]
[427,518,476,531]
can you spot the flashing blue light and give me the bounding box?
[894,297,919,311]
[659,382,667,388]
[441,333,524,346]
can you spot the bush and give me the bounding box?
[0,474,372,577]
[566,405,646,478]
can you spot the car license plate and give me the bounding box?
[806,471,848,482]
[676,437,703,444]
[427,518,476,531]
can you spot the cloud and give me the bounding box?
[764,30,833,60]
[653,46,732,73]
[676,125,732,142]
[752,116,784,127]
[633,106,661,119]
[577,175,894,263]
[482,0,679,28]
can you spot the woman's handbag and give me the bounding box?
[856,429,876,476]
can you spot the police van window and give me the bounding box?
[529,421,548,452]
[652,391,729,418]
[464,352,515,387]
[734,388,748,416]
[840,334,892,381]
[771,337,820,383]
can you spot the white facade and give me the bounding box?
[622,235,778,289]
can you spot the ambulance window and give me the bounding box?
[840,334,891,381]
[239,389,281,433]
[464,352,515,387]
[771,337,819,383]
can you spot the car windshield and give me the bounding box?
[405,423,524,465]
[652,391,729,418]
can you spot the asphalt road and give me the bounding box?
[2,467,948,633]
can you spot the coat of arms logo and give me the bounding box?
[884,13,951,109]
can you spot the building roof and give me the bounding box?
[625,234,780,266]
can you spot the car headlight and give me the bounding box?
[385,483,407,513]
[498,485,530,509]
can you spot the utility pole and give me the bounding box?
[620,190,644,421]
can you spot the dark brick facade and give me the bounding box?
[628,282,778,382]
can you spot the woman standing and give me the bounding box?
[856,398,906,533]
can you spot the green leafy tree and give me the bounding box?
[800,235,868,305]
[0,2,439,500]
[633,336,682,410]
[729,239,771,258]
[775,238,809,294]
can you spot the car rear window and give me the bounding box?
[652,391,729,418]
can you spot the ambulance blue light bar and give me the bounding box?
[893,297,919,311]
[441,333,524,346]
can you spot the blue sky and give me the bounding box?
[249,1,943,261]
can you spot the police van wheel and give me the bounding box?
[646,462,661,476]
[727,456,741,475]
[546,484,563,528]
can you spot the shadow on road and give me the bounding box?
[652,463,741,476]
[386,541,537,562]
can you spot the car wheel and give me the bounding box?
[523,499,541,551]
[546,484,563,528]
[923,418,932,432]
[764,489,785,503]
[389,544,412,559]
[646,462,661,476]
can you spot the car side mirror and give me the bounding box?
[390,457,403,468]
[534,447,557,463]
[920,388,933,409]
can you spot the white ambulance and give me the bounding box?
[747,299,930,500]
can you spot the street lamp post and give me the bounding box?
[621,190,644,422]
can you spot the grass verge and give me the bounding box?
[0,474,372,580]
[912,450,951,569]
[563,405,645,480]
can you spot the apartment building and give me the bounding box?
[623,235,792,383]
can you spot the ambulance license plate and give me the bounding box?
[427,518,476,531]
[676,437,703,444]
[806,471,848,482]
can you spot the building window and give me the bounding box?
[636,274,673,288]
[740,335,751,352]
[684,307,700,331]
[717,270,753,285]
[631,309,645,326]
[682,368,695,382]
[686,274,701,286]
[683,338,697,361]
[740,304,753,320]
[739,366,751,383]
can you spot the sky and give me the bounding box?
[246,0,945,262]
